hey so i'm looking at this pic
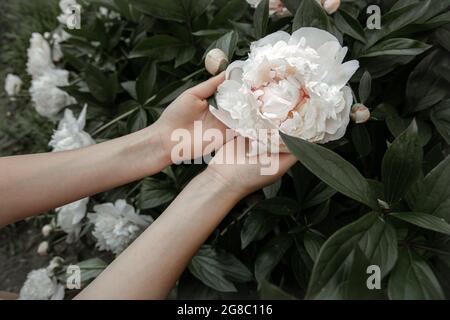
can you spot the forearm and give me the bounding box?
[0,124,170,226]
[75,170,243,300]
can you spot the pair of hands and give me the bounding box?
[152,73,297,197]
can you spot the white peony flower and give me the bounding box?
[52,29,71,62]
[57,0,79,25]
[247,0,290,17]
[210,28,359,153]
[29,69,76,119]
[19,269,65,300]
[4,74,22,99]
[56,197,89,243]
[49,105,95,152]
[26,33,55,78]
[99,6,121,19]
[88,199,153,255]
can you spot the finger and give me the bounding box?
[278,153,298,172]
[187,72,225,99]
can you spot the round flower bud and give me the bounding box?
[41,224,53,237]
[205,48,229,76]
[351,103,371,124]
[37,241,49,256]
[321,0,340,15]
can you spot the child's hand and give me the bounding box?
[154,73,229,162]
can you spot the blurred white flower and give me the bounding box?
[99,6,121,19]
[4,74,22,99]
[56,197,89,243]
[49,105,95,152]
[42,224,54,237]
[318,0,341,15]
[29,69,76,119]
[52,29,71,62]
[19,269,64,300]
[210,28,359,153]
[57,0,79,25]
[205,48,229,76]
[247,0,290,17]
[37,241,49,256]
[88,199,153,255]
[26,33,55,78]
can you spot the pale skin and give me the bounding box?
[0,73,297,299]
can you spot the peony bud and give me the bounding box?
[4,74,23,98]
[205,48,229,76]
[351,103,371,124]
[41,224,53,237]
[47,256,64,273]
[321,0,340,15]
[37,241,49,256]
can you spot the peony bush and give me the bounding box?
[2,0,450,299]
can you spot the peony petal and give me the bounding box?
[253,31,291,48]
[290,27,339,50]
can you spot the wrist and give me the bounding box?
[200,167,248,202]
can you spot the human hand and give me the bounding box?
[204,136,298,198]
[153,73,229,163]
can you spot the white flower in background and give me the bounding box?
[247,0,290,17]
[29,69,76,119]
[4,74,22,99]
[37,241,49,256]
[210,27,359,153]
[88,199,153,255]
[57,0,79,25]
[49,105,95,152]
[52,29,71,62]
[99,6,121,19]
[26,33,55,78]
[19,268,64,300]
[318,0,341,15]
[56,197,89,243]
[42,224,53,237]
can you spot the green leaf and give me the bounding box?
[388,248,444,300]
[61,258,107,283]
[188,246,252,292]
[292,0,330,32]
[253,0,269,40]
[139,177,177,209]
[241,209,276,249]
[281,133,378,210]
[358,70,372,104]
[210,0,248,27]
[255,234,292,283]
[352,124,371,158]
[205,30,238,61]
[121,81,137,100]
[174,46,196,68]
[391,212,450,235]
[431,99,450,145]
[361,38,431,58]
[303,231,324,262]
[255,197,298,216]
[405,49,450,114]
[84,64,118,104]
[413,156,450,218]
[136,60,157,105]
[259,280,297,300]
[364,0,431,47]
[130,0,186,22]
[127,107,148,133]
[130,35,184,60]
[382,120,422,204]
[334,10,366,43]
[306,212,398,299]
[302,182,336,210]
[263,179,282,199]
